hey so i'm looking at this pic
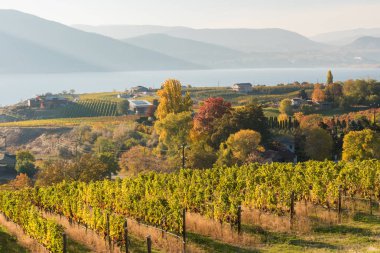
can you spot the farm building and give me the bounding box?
[232,83,252,93]
[28,94,68,109]
[128,100,153,115]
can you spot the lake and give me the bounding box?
[0,68,379,106]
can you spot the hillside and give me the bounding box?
[0,32,101,73]
[124,33,245,67]
[0,10,200,72]
[346,36,380,50]
[311,28,380,45]
[77,25,328,53]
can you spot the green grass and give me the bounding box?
[0,226,28,253]
[188,232,259,253]
[185,211,380,253]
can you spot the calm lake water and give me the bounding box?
[0,68,379,106]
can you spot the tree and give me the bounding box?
[9,173,33,189]
[36,154,110,186]
[156,79,193,120]
[325,83,343,103]
[304,128,333,161]
[119,146,167,175]
[97,152,119,177]
[216,130,262,166]
[279,99,293,115]
[187,141,217,169]
[155,111,193,155]
[193,97,232,134]
[15,150,36,177]
[312,85,326,102]
[327,70,334,84]
[117,100,129,115]
[210,103,269,149]
[298,89,308,100]
[93,137,116,154]
[342,129,380,161]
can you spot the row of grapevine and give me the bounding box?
[0,190,64,253]
[29,160,380,237]
[61,100,118,118]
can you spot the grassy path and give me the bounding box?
[0,226,28,253]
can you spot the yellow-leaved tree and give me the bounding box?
[342,129,380,161]
[156,79,193,120]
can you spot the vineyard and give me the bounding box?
[61,100,118,117]
[0,160,380,252]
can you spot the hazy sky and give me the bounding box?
[1,0,379,36]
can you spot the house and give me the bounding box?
[129,86,149,94]
[232,83,252,93]
[128,100,153,115]
[291,98,304,107]
[27,98,40,108]
[274,136,295,153]
[0,153,16,175]
[29,94,69,109]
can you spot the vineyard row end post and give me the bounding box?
[123,220,129,253]
[237,205,242,235]
[183,208,187,253]
[290,191,295,226]
[62,232,67,253]
[146,235,152,253]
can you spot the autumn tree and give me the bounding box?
[9,173,33,189]
[342,129,380,161]
[36,154,110,186]
[304,128,333,161]
[312,84,326,103]
[15,150,36,177]
[119,145,167,175]
[279,99,293,115]
[156,79,193,120]
[186,141,217,169]
[155,111,193,155]
[216,129,262,166]
[325,83,343,103]
[210,103,269,149]
[193,97,232,134]
[327,70,333,84]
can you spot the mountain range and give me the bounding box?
[0,10,379,73]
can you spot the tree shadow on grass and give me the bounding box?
[188,232,260,253]
[288,239,339,250]
[314,225,372,236]
[353,212,380,224]
[242,224,338,250]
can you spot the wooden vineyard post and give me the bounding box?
[62,232,67,253]
[106,213,111,251]
[237,206,242,235]
[182,208,187,253]
[338,186,342,222]
[369,197,373,215]
[146,235,152,253]
[290,191,295,228]
[123,220,129,253]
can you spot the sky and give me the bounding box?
[0,0,379,36]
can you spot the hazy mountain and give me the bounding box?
[346,36,380,50]
[0,31,102,73]
[124,33,245,67]
[73,24,188,40]
[164,28,328,53]
[0,10,200,73]
[311,28,380,46]
[76,25,328,53]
